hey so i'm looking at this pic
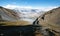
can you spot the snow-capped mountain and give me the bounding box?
[13,8,45,22]
[3,5,46,22]
[14,8,44,17]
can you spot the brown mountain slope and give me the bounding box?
[0,6,20,21]
[33,7,60,36]
[38,7,60,31]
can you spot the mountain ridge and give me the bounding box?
[0,6,20,21]
[33,7,60,36]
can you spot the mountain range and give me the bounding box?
[0,6,50,23]
[0,6,31,25]
[13,8,45,22]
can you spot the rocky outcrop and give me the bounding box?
[33,7,60,36]
[0,6,20,22]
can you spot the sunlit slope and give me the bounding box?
[0,6,20,21]
[33,7,60,36]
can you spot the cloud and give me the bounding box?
[3,4,32,9]
[3,4,58,11]
[35,6,58,11]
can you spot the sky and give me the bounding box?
[0,0,60,10]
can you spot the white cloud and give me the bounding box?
[3,4,32,9]
[34,6,58,11]
[3,4,58,11]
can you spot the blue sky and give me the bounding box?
[1,0,60,6]
[0,0,60,10]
